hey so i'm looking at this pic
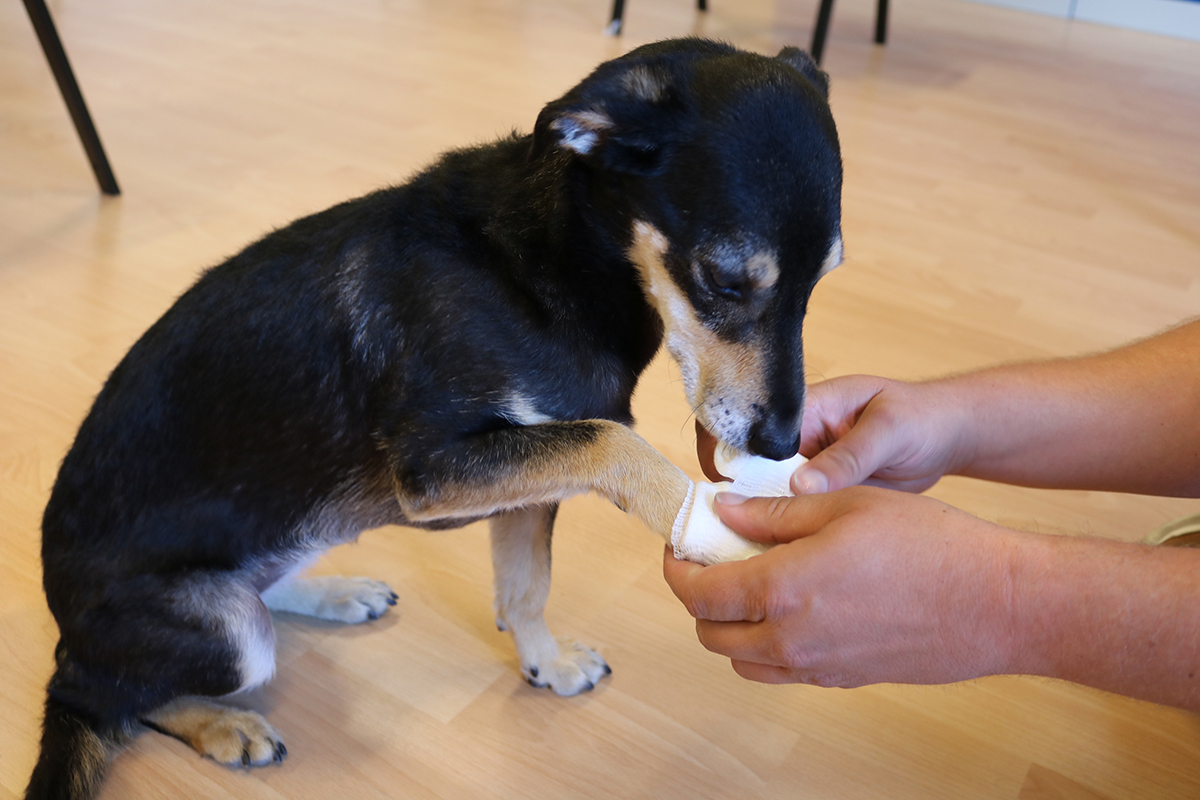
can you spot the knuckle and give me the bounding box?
[695,621,720,653]
[828,447,865,482]
[760,496,793,526]
[678,591,707,619]
[802,672,842,688]
[767,637,807,670]
[747,572,785,622]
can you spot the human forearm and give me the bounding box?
[1006,531,1200,712]
[936,319,1200,496]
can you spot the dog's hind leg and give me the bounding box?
[28,572,285,797]
[135,576,292,768]
[141,696,287,767]
[490,505,610,696]
[261,573,398,623]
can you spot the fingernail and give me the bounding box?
[791,468,828,495]
[715,492,748,505]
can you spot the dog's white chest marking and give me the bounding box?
[501,394,553,426]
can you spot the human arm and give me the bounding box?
[663,490,1200,711]
[786,318,1200,498]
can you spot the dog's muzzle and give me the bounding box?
[746,413,802,461]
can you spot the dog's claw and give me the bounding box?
[529,666,539,678]
[603,664,612,676]
[241,748,251,768]
[274,742,287,763]
[367,609,379,620]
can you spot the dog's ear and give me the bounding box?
[531,62,688,176]
[775,46,830,99]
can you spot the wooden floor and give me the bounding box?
[3,0,1200,797]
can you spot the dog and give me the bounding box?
[25,37,842,799]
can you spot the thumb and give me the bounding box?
[791,423,889,495]
[714,493,836,545]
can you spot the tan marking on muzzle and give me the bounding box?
[628,220,770,448]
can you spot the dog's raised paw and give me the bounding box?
[523,640,611,696]
[190,708,286,768]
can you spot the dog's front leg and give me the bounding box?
[393,419,692,539]
[391,420,691,694]
[490,504,610,695]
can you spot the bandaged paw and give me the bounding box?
[671,443,807,566]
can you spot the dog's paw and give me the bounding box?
[190,708,287,768]
[263,575,398,623]
[523,640,612,696]
[314,576,399,623]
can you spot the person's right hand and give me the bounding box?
[791,375,970,495]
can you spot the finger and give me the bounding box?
[797,376,880,456]
[695,420,729,482]
[695,619,785,666]
[663,547,772,622]
[713,493,847,545]
[791,418,895,494]
[797,379,843,458]
[730,660,806,684]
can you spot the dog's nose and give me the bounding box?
[746,416,800,461]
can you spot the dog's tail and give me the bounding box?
[25,668,130,800]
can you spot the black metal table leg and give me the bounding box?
[22,0,120,195]
[810,0,835,65]
[607,0,627,35]
[875,0,889,44]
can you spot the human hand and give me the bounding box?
[795,375,971,494]
[662,487,1018,687]
[695,377,967,495]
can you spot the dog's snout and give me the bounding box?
[746,415,801,461]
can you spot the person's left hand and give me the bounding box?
[662,486,1020,687]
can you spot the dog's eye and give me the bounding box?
[699,260,747,301]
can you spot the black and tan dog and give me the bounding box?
[26,38,843,799]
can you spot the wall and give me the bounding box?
[962,0,1200,41]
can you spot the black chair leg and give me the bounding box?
[607,0,627,34]
[810,0,835,66]
[875,0,889,44]
[697,0,708,11]
[22,0,120,195]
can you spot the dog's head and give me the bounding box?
[534,39,842,459]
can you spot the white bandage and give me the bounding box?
[670,443,807,566]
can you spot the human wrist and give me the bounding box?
[1001,532,1200,709]
[990,528,1052,678]
[915,377,983,478]
[945,518,1026,680]
[999,530,1114,682]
